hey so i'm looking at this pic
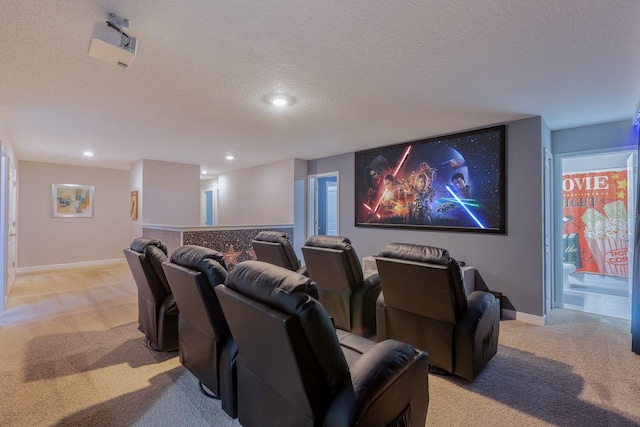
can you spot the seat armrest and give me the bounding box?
[375,291,387,342]
[363,273,380,289]
[350,274,381,337]
[454,291,500,380]
[323,340,428,427]
[456,291,499,336]
[296,265,308,277]
[162,293,179,315]
[376,289,385,308]
[360,274,381,312]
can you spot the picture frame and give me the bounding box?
[355,125,506,234]
[130,191,138,220]
[52,184,95,218]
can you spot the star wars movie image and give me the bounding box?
[355,126,505,233]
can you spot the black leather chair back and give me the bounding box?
[162,245,237,418]
[216,260,429,427]
[375,243,500,381]
[302,235,379,336]
[376,243,467,323]
[124,237,178,351]
[217,261,346,425]
[251,231,302,272]
[125,237,170,302]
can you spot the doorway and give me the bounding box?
[559,151,635,319]
[204,190,215,226]
[0,151,16,311]
[308,172,339,238]
[0,151,5,310]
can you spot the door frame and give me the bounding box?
[307,171,339,239]
[0,150,6,310]
[554,147,636,319]
[543,149,553,320]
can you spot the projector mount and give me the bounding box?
[105,13,133,48]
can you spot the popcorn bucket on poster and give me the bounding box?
[585,236,628,277]
[582,201,629,278]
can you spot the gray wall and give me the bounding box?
[308,117,547,318]
[17,161,130,268]
[552,119,637,154]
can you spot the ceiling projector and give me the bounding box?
[88,13,137,69]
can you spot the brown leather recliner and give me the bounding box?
[375,243,500,381]
[251,231,307,275]
[124,237,178,352]
[161,245,237,418]
[301,235,380,337]
[215,260,429,427]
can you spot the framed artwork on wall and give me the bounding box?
[52,184,95,218]
[130,191,138,220]
[354,125,507,234]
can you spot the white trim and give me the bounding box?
[502,309,545,325]
[141,223,294,232]
[16,258,126,274]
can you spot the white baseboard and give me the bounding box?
[502,309,545,325]
[17,258,126,274]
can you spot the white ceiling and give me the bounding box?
[2,1,640,176]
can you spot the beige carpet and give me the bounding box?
[1,262,639,426]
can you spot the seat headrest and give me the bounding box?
[225,261,319,315]
[253,231,288,243]
[304,235,353,251]
[169,245,228,285]
[170,245,226,270]
[378,243,452,266]
[130,237,168,256]
[252,231,301,270]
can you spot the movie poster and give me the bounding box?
[355,126,505,233]
[562,169,629,277]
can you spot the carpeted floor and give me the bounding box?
[1,262,639,426]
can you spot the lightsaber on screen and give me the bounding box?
[392,146,412,177]
[363,203,381,220]
[445,185,485,229]
[369,146,412,221]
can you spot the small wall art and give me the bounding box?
[130,190,138,220]
[52,184,95,218]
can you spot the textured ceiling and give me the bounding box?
[1,0,640,175]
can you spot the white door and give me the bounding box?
[627,152,636,312]
[7,160,16,298]
[544,149,553,320]
[326,182,338,235]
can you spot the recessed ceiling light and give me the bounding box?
[263,94,296,107]
[271,97,288,106]
[202,170,208,175]
[226,155,234,160]
[83,151,94,157]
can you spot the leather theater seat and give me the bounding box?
[251,231,307,275]
[161,245,238,418]
[375,243,500,381]
[301,235,380,337]
[123,237,178,351]
[215,260,429,427]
